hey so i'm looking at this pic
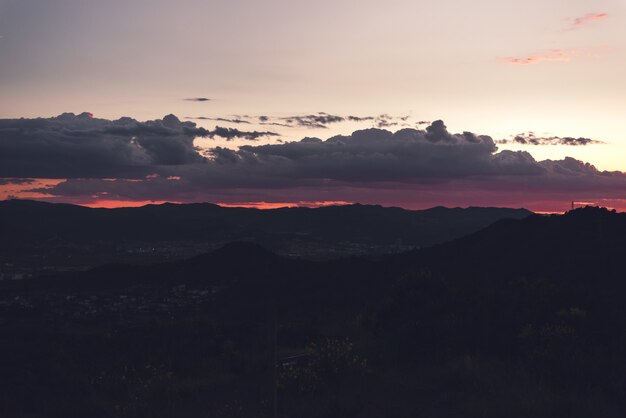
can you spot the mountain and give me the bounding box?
[395,205,625,281]
[3,207,626,417]
[0,199,531,276]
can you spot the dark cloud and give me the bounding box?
[219,122,549,184]
[208,126,279,141]
[0,178,34,186]
[187,116,252,124]
[0,113,208,178]
[375,119,398,129]
[185,97,211,102]
[259,121,294,128]
[189,112,418,130]
[5,115,625,210]
[373,114,412,128]
[280,113,346,129]
[498,132,603,146]
[0,113,285,179]
[347,116,375,122]
[277,112,413,129]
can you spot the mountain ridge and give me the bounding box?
[0,200,532,275]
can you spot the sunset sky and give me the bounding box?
[1,0,625,212]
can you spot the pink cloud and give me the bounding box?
[572,13,608,28]
[500,49,578,65]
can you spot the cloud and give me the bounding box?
[260,121,294,128]
[0,112,288,178]
[498,13,609,66]
[374,114,410,128]
[5,115,626,212]
[279,113,414,129]
[0,178,34,186]
[500,49,578,65]
[187,116,251,124]
[185,113,418,130]
[249,113,414,129]
[280,113,346,129]
[255,115,292,127]
[185,97,211,102]
[347,116,375,122]
[0,113,211,178]
[0,113,277,179]
[498,132,603,146]
[572,13,608,28]
[208,126,279,141]
[215,122,532,184]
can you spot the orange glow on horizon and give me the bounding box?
[70,199,352,209]
[2,196,626,213]
[79,199,180,209]
[3,178,626,213]
[0,178,64,200]
[217,201,352,209]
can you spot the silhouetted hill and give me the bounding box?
[10,206,623,302]
[4,207,626,417]
[0,199,531,275]
[0,199,531,245]
[397,206,625,280]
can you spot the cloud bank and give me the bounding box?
[0,113,278,178]
[1,114,624,211]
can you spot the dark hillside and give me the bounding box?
[3,207,626,417]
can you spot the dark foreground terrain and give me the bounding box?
[2,206,626,417]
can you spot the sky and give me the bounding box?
[1,0,625,212]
